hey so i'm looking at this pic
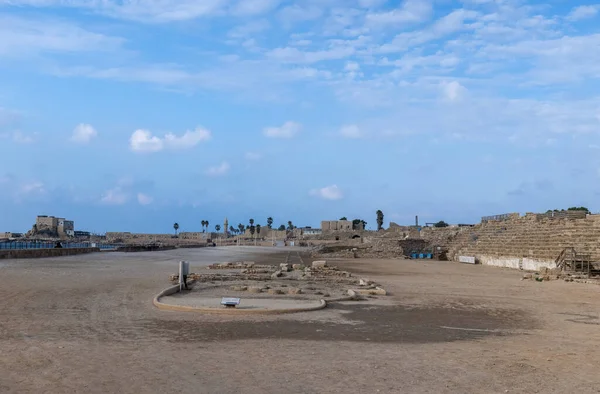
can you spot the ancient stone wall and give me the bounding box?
[321,220,353,232]
[0,247,100,259]
[36,216,58,229]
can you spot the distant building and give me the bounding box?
[35,215,75,238]
[321,220,353,232]
[300,227,322,236]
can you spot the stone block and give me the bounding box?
[292,264,305,270]
[247,286,263,293]
[268,289,284,295]
[280,263,291,272]
[312,260,327,268]
[271,270,282,279]
[354,287,387,296]
[230,285,248,291]
[288,288,302,295]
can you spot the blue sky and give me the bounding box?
[1,0,600,233]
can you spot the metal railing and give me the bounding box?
[0,241,117,250]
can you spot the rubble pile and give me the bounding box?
[354,238,404,259]
[311,238,406,259]
[207,261,272,270]
[167,259,389,301]
[521,267,600,283]
[170,272,271,284]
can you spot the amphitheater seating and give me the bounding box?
[421,214,600,263]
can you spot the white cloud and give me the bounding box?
[339,124,364,139]
[310,185,344,200]
[365,0,432,27]
[19,181,46,196]
[278,5,323,24]
[130,129,163,152]
[70,123,97,143]
[441,81,466,101]
[205,161,230,177]
[11,131,35,144]
[566,5,599,21]
[0,0,280,22]
[244,152,262,160]
[263,121,301,138]
[344,61,360,72]
[232,0,280,16]
[163,127,211,149]
[0,15,124,57]
[137,193,153,205]
[100,187,129,205]
[228,19,270,38]
[130,127,211,152]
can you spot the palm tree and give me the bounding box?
[229,225,235,235]
[205,220,209,231]
[249,219,255,237]
[238,223,245,235]
[215,224,221,232]
[267,217,273,229]
[173,222,179,236]
[376,210,384,231]
[287,221,293,231]
[256,224,261,237]
[201,220,206,232]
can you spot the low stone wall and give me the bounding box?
[0,247,100,259]
[475,255,557,271]
[116,245,177,253]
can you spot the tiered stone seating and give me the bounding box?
[447,215,600,263]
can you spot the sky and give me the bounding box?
[1,0,600,233]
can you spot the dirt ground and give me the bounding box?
[2,247,600,393]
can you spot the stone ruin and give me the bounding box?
[169,260,387,300]
[310,211,600,277]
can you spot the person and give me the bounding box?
[54,241,63,249]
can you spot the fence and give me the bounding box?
[0,241,117,250]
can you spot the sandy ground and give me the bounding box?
[2,247,600,393]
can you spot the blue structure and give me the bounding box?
[410,252,433,260]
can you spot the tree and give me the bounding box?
[352,219,367,230]
[229,226,235,234]
[256,224,261,236]
[568,207,590,212]
[201,220,206,232]
[278,224,286,231]
[173,222,179,236]
[376,210,384,231]
[205,220,209,231]
[267,217,273,229]
[434,221,449,228]
[238,223,245,235]
[340,217,348,221]
[287,221,293,230]
[215,224,221,232]
[249,225,256,236]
